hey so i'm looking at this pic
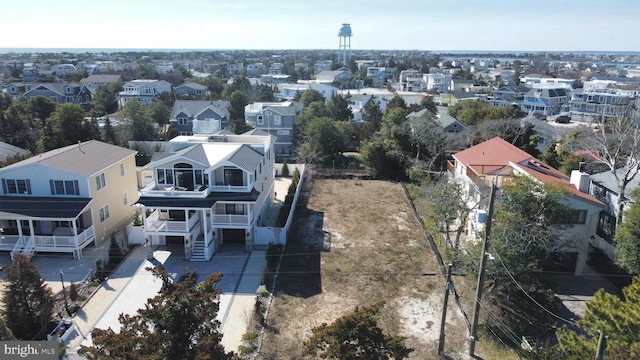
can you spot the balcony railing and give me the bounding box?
[140,183,211,198]
[1,226,95,252]
[212,214,250,226]
[144,210,200,233]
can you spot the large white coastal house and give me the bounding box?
[134,132,276,261]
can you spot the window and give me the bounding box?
[587,105,595,111]
[2,179,31,194]
[95,173,106,190]
[50,96,57,102]
[156,169,174,184]
[257,115,264,125]
[99,204,110,222]
[274,115,281,125]
[571,210,587,224]
[120,162,125,176]
[277,129,290,135]
[50,180,79,195]
[123,192,128,205]
[178,118,188,125]
[65,96,73,103]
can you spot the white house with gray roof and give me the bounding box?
[119,79,172,108]
[134,133,276,261]
[170,100,230,136]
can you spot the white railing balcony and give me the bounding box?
[140,182,210,198]
[212,214,251,226]
[210,183,252,193]
[33,225,95,249]
[0,234,20,250]
[144,211,200,233]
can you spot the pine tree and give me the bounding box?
[1,254,54,339]
[304,301,413,360]
[556,277,640,359]
[78,266,234,360]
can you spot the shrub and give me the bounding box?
[280,159,290,177]
[292,167,301,185]
[108,234,122,267]
[69,283,79,302]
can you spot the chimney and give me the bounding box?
[570,167,590,193]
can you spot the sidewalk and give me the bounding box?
[64,245,149,358]
[220,250,267,352]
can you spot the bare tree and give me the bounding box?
[575,111,640,228]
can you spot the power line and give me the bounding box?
[491,246,578,327]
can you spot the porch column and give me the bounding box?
[16,220,23,238]
[28,220,35,242]
[184,234,192,261]
[72,220,79,247]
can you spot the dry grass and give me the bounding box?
[258,178,470,359]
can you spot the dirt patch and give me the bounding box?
[258,179,469,359]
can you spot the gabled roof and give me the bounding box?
[454,137,602,205]
[227,145,264,172]
[406,108,433,120]
[171,100,230,120]
[0,142,26,162]
[1,140,137,176]
[437,113,463,129]
[150,142,263,172]
[175,82,207,90]
[590,167,640,199]
[243,129,270,136]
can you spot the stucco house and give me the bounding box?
[0,141,138,259]
[170,100,230,136]
[133,133,276,261]
[448,137,604,276]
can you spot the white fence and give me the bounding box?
[254,164,306,247]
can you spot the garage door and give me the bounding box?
[223,229,246,244]
[165,235,184,245]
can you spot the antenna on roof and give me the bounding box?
[78,141,85,154]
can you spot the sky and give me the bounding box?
[2,0,640,52]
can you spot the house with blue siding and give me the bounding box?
[170,100,230,136]
[244,101,302,158]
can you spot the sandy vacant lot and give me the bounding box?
[258,177,469,359]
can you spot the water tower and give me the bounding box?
[338,23,353,65]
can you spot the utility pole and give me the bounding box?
[469,184,498,357]
[595,329,606,360]
[438,263,453,356]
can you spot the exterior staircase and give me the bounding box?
[191,234,206,261]
[10,235,36,261]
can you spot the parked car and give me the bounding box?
[555,115,571,123]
